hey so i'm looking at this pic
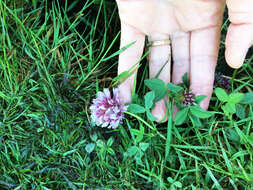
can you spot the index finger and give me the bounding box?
[225,0,253,68]
[118,21,145,104]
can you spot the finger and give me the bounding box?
[190,26,221,110]
[225,24,253,69]
[148,33,171,122]
[171,31,190,84]
[171,31,190,117]
[118,21,145,104]
[226,0,253,68]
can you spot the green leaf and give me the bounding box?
[127,146,139,156]
[182,73,189,88]
[155,60,169,78]
[189,115,202,127]
[112,71,130,84]
[63,149,77,157]
[96,140,105,148]
[135,151,144,166]
[57,168,77,190]
[136,130,144,143]
[90,133,98,141]
[19,168,32,173]
[228,93,244,104]
[167,177,174,183]
[223,102,236,114]
[144,78,167,101]
[190,105,214,119]
[107,137,114,147]
[37,127,44,133]
[249,133,253,143]
[215,88,228,102]
[107,148,115,155]
[174,107,189,125]
[236,104,245,119]
[227,129,240,144]
[139,143,149,152]
[130,125,144,143]
[128,104,146,114]
[240,92,253,104]
[204,164,223,190]
[194,95,206,105]
[144,91,155,109]
[131,93,140,103]
[103,41,136,61]
[167,83,183,93]
[174,181,182,188]
[85,143,95,154]
[165,109,173,161]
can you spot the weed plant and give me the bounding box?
[0,0,253,189]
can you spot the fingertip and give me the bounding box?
[151,100,168,123]
[225,49,246,69]
[199,98,210,111]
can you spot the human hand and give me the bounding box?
[116,0,225,121]
[225,0,253,68]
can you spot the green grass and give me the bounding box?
[0,0,253,189]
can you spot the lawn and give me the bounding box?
[0,0,253,189]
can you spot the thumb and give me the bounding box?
[225,24,253,69]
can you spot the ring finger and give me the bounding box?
[171,31,191,85]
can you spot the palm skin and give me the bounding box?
[116,0,251,121]
[117,0,225,34]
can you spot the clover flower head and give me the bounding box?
[214,72,231,89]
[90,88,127,129]
[183,90,196,106]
